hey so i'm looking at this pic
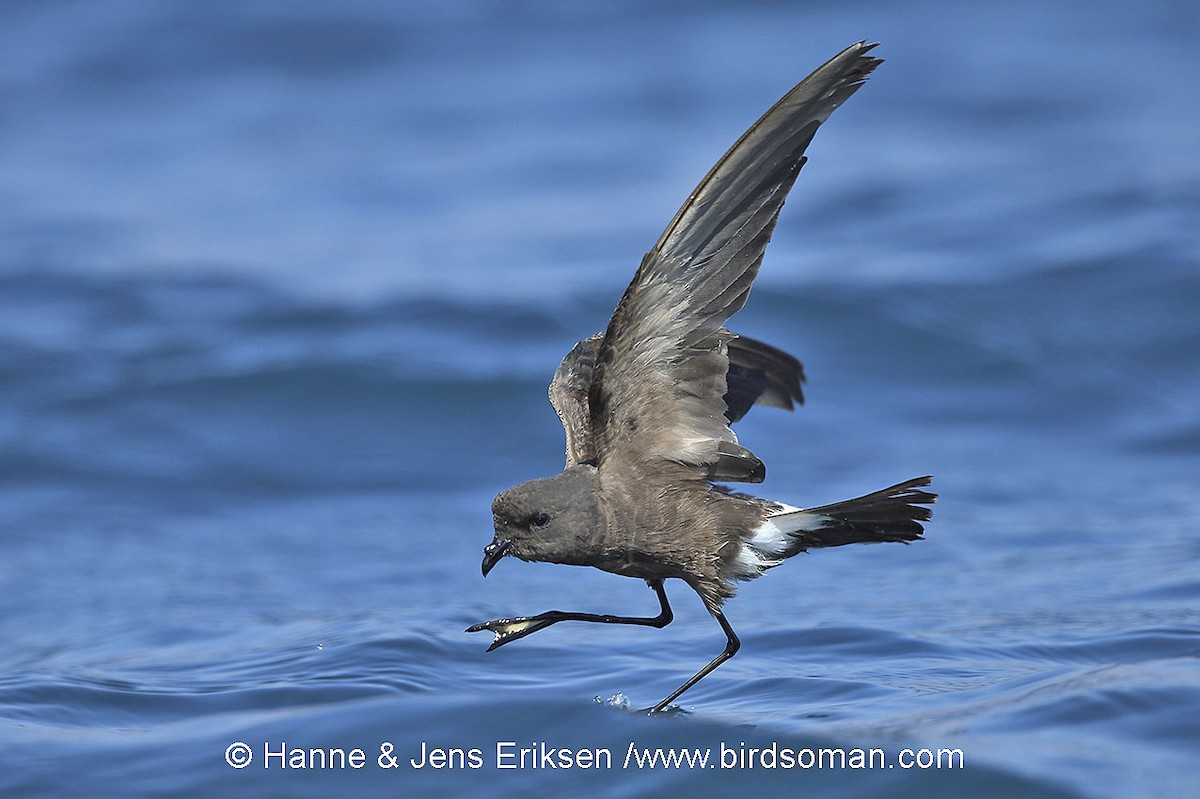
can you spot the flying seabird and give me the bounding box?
[468,41,935,713]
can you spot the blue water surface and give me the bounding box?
[2,1,1198,797]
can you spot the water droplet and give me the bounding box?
[594,692,629,709]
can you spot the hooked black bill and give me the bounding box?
[481,538,511,576]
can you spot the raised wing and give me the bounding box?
[588,42,881,482]
[723,334,805,423]
[549,334,604,467]
[550,333,806,468]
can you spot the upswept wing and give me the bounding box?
[549,334,604,467]
[587,42,881,482]
[722,335,805,423]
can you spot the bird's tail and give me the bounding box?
[783,475,936,550]
[729,476,935,581]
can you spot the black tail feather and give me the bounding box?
[790,476,935,550]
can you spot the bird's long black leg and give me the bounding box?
[648,608,740,713]
[467,580,673,651]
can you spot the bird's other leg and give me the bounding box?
[467,579,673,652]
[648,608,740,713]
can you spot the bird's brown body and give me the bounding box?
[596,466,767,607]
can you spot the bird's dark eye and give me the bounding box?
[530,511,550,528]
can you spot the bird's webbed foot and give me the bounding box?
[466,612,564,651]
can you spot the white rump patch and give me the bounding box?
[729,503,832,581]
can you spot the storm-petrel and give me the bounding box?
[468,41,935,713]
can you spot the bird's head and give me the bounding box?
[483,464,603,575]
